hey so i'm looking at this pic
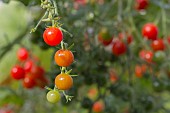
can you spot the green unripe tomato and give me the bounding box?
[46,90,61,103]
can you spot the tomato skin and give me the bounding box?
[139,50,153,63]
[43,27,63,46]
[23,74,36,89]
[142,23,158,40]
[112,40,126,56]
[92,101,105,113]
[98,28,112,46]
[135,64,147,78]
[11,65,25,80]
[31,66,45,79]
[46,90,61,103]
[17,48,29,61]
[55,73,73,90]
[24,60,34,72]
[135,0,148,10]
[54,49,74,67]
[151,39,165,51]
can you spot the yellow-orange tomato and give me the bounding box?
[55,73,73,90]
[54,49,74,67]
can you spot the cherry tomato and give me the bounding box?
[24,60,34,72]
[11,65,25,80]
[118,33,133,44]
[54,49,74,67]
[55,73,73,90]
[142,23,158,40]
[31,66,45,79]
[112,40,126,56]
[46,90,61,103]
[43,27,63,46]
[98,28,113,46]
[139,50,153,63]
[153,51,166,64]
[135,64,147,78]
[92,101,105,113]
[135,0,148,10]
[109,70,118,83]
[98,35,113,46]
[151,39,165,51]
[17,48,29,61]
[88,88,98,99]
[23,74,36,89]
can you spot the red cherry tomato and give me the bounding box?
[11,65,25,80]
[24,60,34,72]
[55,73,73,90]
[23,74,36,89]
[139,50,153,63]
[151,39,165,51]
[118,33,133,44]
[54,49,74,67]
[142,23,158,40]
[31,66,45,79]
[43,27,63,46]
[135,0,148,10]
[17,48,29,61]
[112,40,126,56]
[92,101,105,113]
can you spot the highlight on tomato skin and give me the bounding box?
[43,27,63,46]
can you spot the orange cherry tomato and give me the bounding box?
[92,101,105,113]
[55,73,73,90]
[54,49,74,67]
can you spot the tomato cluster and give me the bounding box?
[10,47,48,89]
[42,27,75,103]
[98,28,133,56]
